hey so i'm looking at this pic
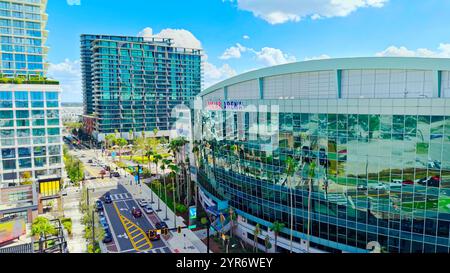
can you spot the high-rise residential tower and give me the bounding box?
[81,34,202,142]
[0,0,47,77]
[0,0,63,223]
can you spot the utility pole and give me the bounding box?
[92,209,95,248]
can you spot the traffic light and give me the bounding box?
[177,226,182,234]
[161,228,169,236]
[148,229,156,239]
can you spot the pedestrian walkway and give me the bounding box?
[62,186,87,253]
[110,193,132,201]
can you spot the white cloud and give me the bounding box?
[226,0,388,24]
[220,43,248,60]
[375,44,450,58]
[304,54,331,61]
[243,35,250,40]
[204,56,237,88]
[255,47,297,66]
[47,59,81,102]
[66,0,81,5]
[137,27,202,49]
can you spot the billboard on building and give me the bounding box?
[38,178,61,198]
[0,216,26,244]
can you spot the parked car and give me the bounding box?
[369,182,388,190]
[95,200,104,212]
[103,229,113,244]
[104,194,112,204]
[357,184,367,191]
[131,207,142,218]
[417,177,431,186]
[99,216,109,230]
[113,172,121,178]
[137,199,149,208]
[157,221,168,229]
[402,180,414,185]
[143,205,154,214]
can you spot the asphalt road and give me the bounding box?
[102,184,169,253]
[68,143,171,253]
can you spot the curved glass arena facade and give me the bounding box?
[195,57,450,253]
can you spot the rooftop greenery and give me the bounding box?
[0,75,59,85]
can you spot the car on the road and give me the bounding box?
[88,159,93,164]
[103,228,113,244]
[143,205,154,214]
[112,172,121,178]
[137,199,149,208]
[104,194,112,204]
[95,200,104,212]
[148,229,161,241]
[131,207,142,218]
[155,221,168,229]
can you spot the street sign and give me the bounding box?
[188,206,197,229]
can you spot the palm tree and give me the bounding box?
[105,134,116,151]
[116,138,128,161]
[160,159,170,216]
[285,156,296,253]
[169,163,180,227]
[307,161,316,253]
[134,135,146,163]
[270,221,285,253]
[192,141,201,208]
[161,158,172,219]
[145,149,155,173]
[253,223,261,253]
[151,153,163,204]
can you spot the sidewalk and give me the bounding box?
[62,186,87,253]
[101,154,209,254]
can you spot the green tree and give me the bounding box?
[270,221,285,253]
[116,138,128,161]
[31,217,56,248]
[105,134,116,151]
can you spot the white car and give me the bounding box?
[143,205,154,214]
[137,199,149,208]
[369,183,388,190]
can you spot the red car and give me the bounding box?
[131,207,142,218]
[402,180,414,185]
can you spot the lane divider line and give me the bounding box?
[113,202,152,252]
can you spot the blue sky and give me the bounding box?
[47,0,450,102]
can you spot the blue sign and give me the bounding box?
[111,152,117,159]
[188,206,197,229]
[189,207,197,219]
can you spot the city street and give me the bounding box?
[101,184,171,253]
